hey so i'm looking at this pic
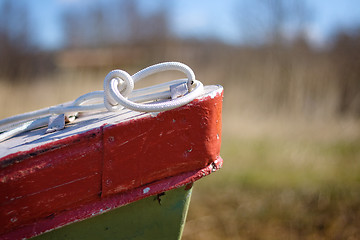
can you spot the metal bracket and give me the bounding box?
[46,114,65,133]
[170,82,188,100]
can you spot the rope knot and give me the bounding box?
[102,62,203,113]
[103,70,134,111]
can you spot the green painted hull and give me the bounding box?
[32,185,192,240]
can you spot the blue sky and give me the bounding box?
[24,0,360,49]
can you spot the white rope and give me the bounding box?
[104,62,203,112]
[0,62,204,142]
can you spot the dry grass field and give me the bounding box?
[183,117,360,240]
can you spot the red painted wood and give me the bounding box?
[0,157,222,240]
[0,129,103,235]
[0,86,223,239]
[102,92,223,196]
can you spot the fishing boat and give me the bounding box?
[0,62,223,239]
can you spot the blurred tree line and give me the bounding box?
[0,0,54,79]
[0,0,359,117]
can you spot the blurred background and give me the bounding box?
[0,0,359,239]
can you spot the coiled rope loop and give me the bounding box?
[0,62,204,142]
[103,62,202,112]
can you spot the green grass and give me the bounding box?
[204,136,360,190]
[183,132,360,240]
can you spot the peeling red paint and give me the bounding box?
[0,129,103,236]
[0,87,223,239]
[0,157,222,240]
